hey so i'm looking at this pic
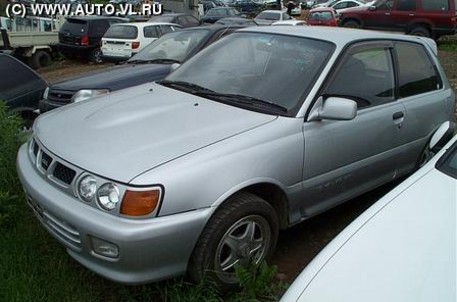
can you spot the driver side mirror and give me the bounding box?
[368,5,376,11]
[308,97,357,121]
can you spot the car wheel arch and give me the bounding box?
[342,18,363,28]
[407,22,433,37]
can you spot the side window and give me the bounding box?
[144,26,159,38]
[377,0,394,10]
[420,0,449,11]
[396,42,442,98]
[325,47,395,109]
[396,0,416,11]
[178,16,188,27]
[159,25,174,34]
[334,2,346,9]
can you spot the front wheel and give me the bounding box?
[188,192,279,291]
[90,48,103,64]
[342,20,361,28]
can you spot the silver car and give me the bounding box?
[17,27,455,288]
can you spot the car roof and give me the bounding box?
[239,26,434,47]
[310,6,336,12]
[111,22,181,28]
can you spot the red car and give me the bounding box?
[307,7,338,26]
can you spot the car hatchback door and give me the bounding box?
[301,42,405,217]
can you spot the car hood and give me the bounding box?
[282,168,456,301]
[35,83,277,183]
[51,63,172,92]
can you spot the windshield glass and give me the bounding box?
[104,25,138,39]
[165,32,334,115]
[437,141,457,179]
[130,29,209,62]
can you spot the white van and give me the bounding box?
[101,22,181,61]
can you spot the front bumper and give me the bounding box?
[16,143,211,284]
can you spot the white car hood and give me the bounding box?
[284,168,456,302]
[35,83,276,183]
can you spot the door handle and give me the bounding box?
[393,112,404,120]
[385,12,390,15]
[409,13,415,16]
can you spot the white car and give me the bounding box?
[254,10,294,25]
[271,20,307,26]
[101,22,181,61]
[330,0,364,11]
[281,127,457,302]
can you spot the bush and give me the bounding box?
[0,102,27,229]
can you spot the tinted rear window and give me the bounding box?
[420,0,449,11]
[104,25,138,39]
[61,19,88,34]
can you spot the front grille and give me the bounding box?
[53,162,76,185]
[41,151,52,171]
[47,89,75,104]
[27,196,82,251]
[33,140,39,156]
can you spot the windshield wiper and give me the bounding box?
[158,80,214,93]
[127,58,181,65]
[195,91,288,114]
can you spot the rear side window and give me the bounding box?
[420,0,449,11]
[61,19,88,34]
[104,25,138,39]
[325,47,395,109]
[89,20,110,37]
[144,26,159,38]
[396,42,442,98]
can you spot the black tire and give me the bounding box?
[90,48,103,64]
[188,192,279,291]
[408,26,431,38]
[343,19,360,28]
[29,50,52,69]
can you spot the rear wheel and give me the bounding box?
[188,192,279,291]
[90,48,103,64]
[408,26,431,38]
[343,20,360,28]
[29,50,52,69]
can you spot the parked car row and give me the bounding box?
[15,22,456,297]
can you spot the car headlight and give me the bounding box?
[78,175,97,202]
[97,183,120,211]
[71,89,110,103]
[43,87,50,100]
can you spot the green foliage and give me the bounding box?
[229,261,284,302]
[0,102,27,229]
[438,39,457,52]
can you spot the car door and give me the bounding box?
[143,25,160,47]
[393,41,451,174]
[301,41,405,217]
[364,0,396,30]
[390,0,417,32]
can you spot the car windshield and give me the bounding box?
[104,25,138,39]
[164,32,334,115]
[129,29,209,63]
[437,141,457,179]
[256,12,280,20]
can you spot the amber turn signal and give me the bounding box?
[120,189,160,216]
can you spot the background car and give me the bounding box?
[0,54,45,127]
[307,7,338,26]
[231,0,264,17]
[338,0,457,39]
[39,26,245,113]
[271,20,307,25]
[101,22,182,62]
[254,10,293,25]
[330,0,364,12]
[281,131,457,302]
[149,13,202,28]
[58,16,128,63]
[202,7,242,23]
[214,17,258,26]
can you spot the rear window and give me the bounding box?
[104,25,138,39]
[60,18,88,34]
[309,11,333,21]
[420,0,450,11]
[256,12,280,20]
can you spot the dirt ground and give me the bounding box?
[37,50,457,284]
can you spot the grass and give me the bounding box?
[437,38,457,52]
[0,102,284,301]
